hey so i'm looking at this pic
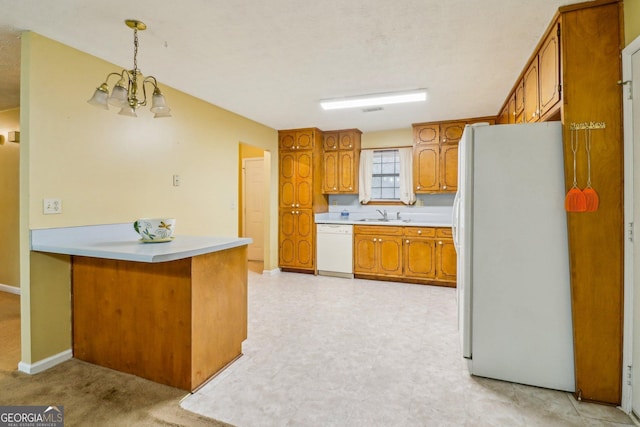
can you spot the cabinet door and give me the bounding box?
[507,93,516,124]
[404,238,436,279]
[539,24,561,117]
[296,151,313,208]
[323,132,339,151]
[523,58,540,123]
[498,105,509,125]
[279,152,296,207]
[354,234,377,274]
[295,210,315,269]
[296,130,315,150]
[413,144,439,193]
[413,124,439,145]
[279,210,296,267]
[515,80,525,117]
[436,239,457,282]
[378,236,403,276]
[440,122,465,144]
[322,151,339,193]
[339,132,357,150]
[279,132,296,150]
[440,144,458,192]
[338,150,357,193]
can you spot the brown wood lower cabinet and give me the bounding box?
[354,225,456,287]
[279,208,315,271]
[353,225,403,278]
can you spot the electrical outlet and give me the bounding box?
[173,174,181,187]
[43,198,62,214]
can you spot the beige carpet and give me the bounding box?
[0,291,20,371]
[0,291,231,426]
[0,359,232,426]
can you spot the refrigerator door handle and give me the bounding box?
[452,192,460,249]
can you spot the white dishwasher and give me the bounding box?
[316,223,353,278]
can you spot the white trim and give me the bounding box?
[622,34,640,414]
[18,349,72,375]
[262,268,280,276]
[0,283,20,295]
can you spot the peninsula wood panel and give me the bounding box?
[72,246,248,391]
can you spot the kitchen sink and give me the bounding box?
[358,218,411,223]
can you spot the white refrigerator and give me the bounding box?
[452,122,575,392]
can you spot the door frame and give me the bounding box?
[242,156,265,261]
[622,34,640,414]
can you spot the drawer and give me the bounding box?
[436,228,453,238]
[403,227,436,237]
[354,225,403,236]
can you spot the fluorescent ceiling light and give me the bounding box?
[320,89,427,110]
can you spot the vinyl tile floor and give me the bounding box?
[181,269,635,427]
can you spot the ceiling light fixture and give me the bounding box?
[320,89,427,110]
[87,19,171,118]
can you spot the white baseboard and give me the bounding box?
[0,283,20,295]
[262,268,280,276]
[18,349,72,374]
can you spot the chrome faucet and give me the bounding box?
[376,209,388,221]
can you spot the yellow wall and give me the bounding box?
[19,32,278,365]
[625,0,640,45]
[0,108,20,288]
[362,128,413,149]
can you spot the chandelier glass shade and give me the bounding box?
[87,19,171,118]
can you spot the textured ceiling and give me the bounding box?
[0,0,578,131]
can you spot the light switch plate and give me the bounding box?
[43,198,62,214]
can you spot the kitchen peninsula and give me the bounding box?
[31,224,251,391]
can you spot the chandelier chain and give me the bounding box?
[133,28,139,72]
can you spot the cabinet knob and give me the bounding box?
[442,138,447,142]
[291,204,295,207]
[418,230,422,235]
[416,186,421,190]
[349,187,352,190]
[373,238,377,242]
[291,211,295,214]
[296,211,300,215]
[442,185,447,190]
[438,241,443,245]
[296,204,300,207]
[349,145,352,148]
[406,240,410,244]
[333,187,337,190]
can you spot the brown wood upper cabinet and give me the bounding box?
[538,23,561,118]
[523,58,540,122]
[501,24,561,124]
[412,118,494,194]
[279,129,316,151]
[322,129,361,194]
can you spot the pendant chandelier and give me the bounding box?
[87,19,171,118]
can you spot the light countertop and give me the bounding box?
[314,212,453,228]
[31,223,252,263]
